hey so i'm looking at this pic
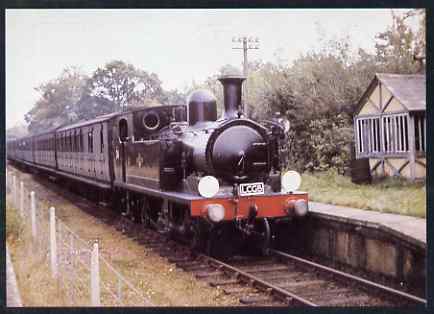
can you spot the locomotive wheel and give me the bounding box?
[244,218,272,256]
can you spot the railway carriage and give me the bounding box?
[56,113,117,185]
[34,130,56,168]
[7,74,309,257]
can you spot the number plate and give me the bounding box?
[239,182,265,196]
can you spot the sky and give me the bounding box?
[5,9,419,128]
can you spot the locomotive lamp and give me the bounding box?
[285,199,308,217]
[206,204,225,222]
[281,170,302,193]
[198,175,220,198]
[294,199,308,216]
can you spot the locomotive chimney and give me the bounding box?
[218,75,246,119]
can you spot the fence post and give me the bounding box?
[58,222,62,273]
[91,241,101,306]
[20,181,24,217]
[50,207,58,278]
[31,191,37,239]
[13,175,17,206]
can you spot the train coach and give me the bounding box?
[7,74,309,257]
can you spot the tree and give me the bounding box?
[375,10,422,74]
[25,67,89,133]
[88,60,165,110]
[6,122,29,140]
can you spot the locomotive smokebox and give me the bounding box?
[187,90,218,126]
[218,75,246,120]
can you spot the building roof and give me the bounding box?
[376,73,426,111]
[356,73,426,115]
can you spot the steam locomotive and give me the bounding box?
[7,74,308,257]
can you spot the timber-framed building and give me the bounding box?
[354,73,426,180]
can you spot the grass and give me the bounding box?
[6,199,72,306]
[6,201,24,242]
[300,170,426,218]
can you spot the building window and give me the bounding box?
[356,114,409,156]
[382,114,408,153]
[357,117,381,154]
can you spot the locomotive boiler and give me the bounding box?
[7,73,309,258]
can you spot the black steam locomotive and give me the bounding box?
[7,74,308,257]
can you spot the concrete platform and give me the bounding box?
[309,202,426,249]
[6,244,22,307]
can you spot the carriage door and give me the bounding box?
[118,119,129,182]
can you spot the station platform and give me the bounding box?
[6,244,22,307]
[309,202,426,249]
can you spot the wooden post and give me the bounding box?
[354,116,359,158]
[408,114,416,180]
[13,175,17,207]
[31,191,36,239]
[380,116,385,177]
[417,116,422,152]
[91,241,101,306]
[50,207,58,278]
[20,181,24,218]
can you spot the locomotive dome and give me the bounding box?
[187,89,217,126]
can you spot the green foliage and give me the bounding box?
[25,67,90,133]
[6,123,29,140]
[88,60,166,109]
[24,61,185,135]
[300,170,426,218]
[305,115,353,172]
[375,10,422,73]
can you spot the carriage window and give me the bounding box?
[100,124,104,153]
[88,129,94,153]
[80,129,83,152]
[119,119,128,142]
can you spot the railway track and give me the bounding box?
[122,220,426,307]
[11,165,426,307]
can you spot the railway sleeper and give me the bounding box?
[259,272,308,282]
[239,294,275,305]
[298,288,352,299]
[321,295,372,306]
[221,285,258,295]
[180,264,214,272]
[229,258,276,267]
[278,279,326,290]
[209,278,240,287]
[242,265,289,274]
[194,270,225,279]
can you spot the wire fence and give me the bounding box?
[6,168,152,307]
